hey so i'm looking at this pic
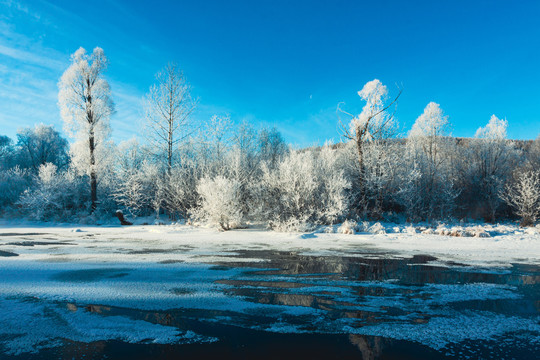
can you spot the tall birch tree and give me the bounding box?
[144,63,197,173]
[58,47,114,212]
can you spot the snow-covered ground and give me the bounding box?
[0,220,539,357]
[1,219,538,266]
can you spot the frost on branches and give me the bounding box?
[402,102,458,221]
[259,145,350,232]
[502,170,540,227]
[18,163,86,220]
[339,79,400,214]
[58,47,114,212]
[467,115,516,221]
[1,48,539,228]
[196,176,245,231]
[144,63,197,172]
[349,79,396,142]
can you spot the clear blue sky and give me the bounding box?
[1,0,539,146]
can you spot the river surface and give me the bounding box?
[0,233,539,359]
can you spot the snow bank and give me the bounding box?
[0,220,538,266]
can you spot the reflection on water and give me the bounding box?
[3,250,539,360]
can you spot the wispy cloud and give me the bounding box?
[0,0,42,21]
[0,43,65,70]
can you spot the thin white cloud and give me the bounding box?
[0,43,64,70]
[0,0,42,21]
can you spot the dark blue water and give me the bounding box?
[1,248,539,359]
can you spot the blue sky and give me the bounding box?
[1,0,539,146]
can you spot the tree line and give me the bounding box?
[0,47,539,229]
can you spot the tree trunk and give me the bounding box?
[89,130,97,212]
[87,80,97,213]
[356,132,365,194]
[167,125,172,174]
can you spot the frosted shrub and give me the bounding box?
[196,176,244,230]
[0,166,31,211]
[338,220,359,234]
[403,225,418,234]
[18,163,86,220]
[113,161,157,217]
[271,217,315,233]
[259,146,350,231]
[449,227,466,237]
[501,170,540,227]
[164,164,200,220]
[469,226,490,238]
[435,226,450,236]
[362,140,403,218]
[368,222,386,234]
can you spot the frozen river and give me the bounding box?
[0,225,539,359]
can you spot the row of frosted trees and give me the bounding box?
[0,47,539,228]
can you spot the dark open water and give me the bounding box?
[2,249,539,360]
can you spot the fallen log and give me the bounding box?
[115,210,133,225]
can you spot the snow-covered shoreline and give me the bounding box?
[1,220,538,267]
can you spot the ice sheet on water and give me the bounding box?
[345,311,540,350]
[0,297,215,356]
[0,260,321,316]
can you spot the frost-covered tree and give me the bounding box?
[404,102,458,220]
[18,163,86,220]
[501,170,540,226]
[338,79,400,189]
[362,139,405,218]
[113,160,157,218]
[259,146,350,231]
[196,114,233,177]
[0,166,31,211]
[112,139,164,218]
[0,135,14,170]
[231,121,259,182]
[16,124,69,173]
[116,138,146,174]
[466,115,516,221]
[58,47,114,212]
[158,116,227,220]
[144,63,197,172]
[526,135,540,170]
[409,102,449,142]
[163,161,201,220]
[196,176,244,230]
[258,126,289,170]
